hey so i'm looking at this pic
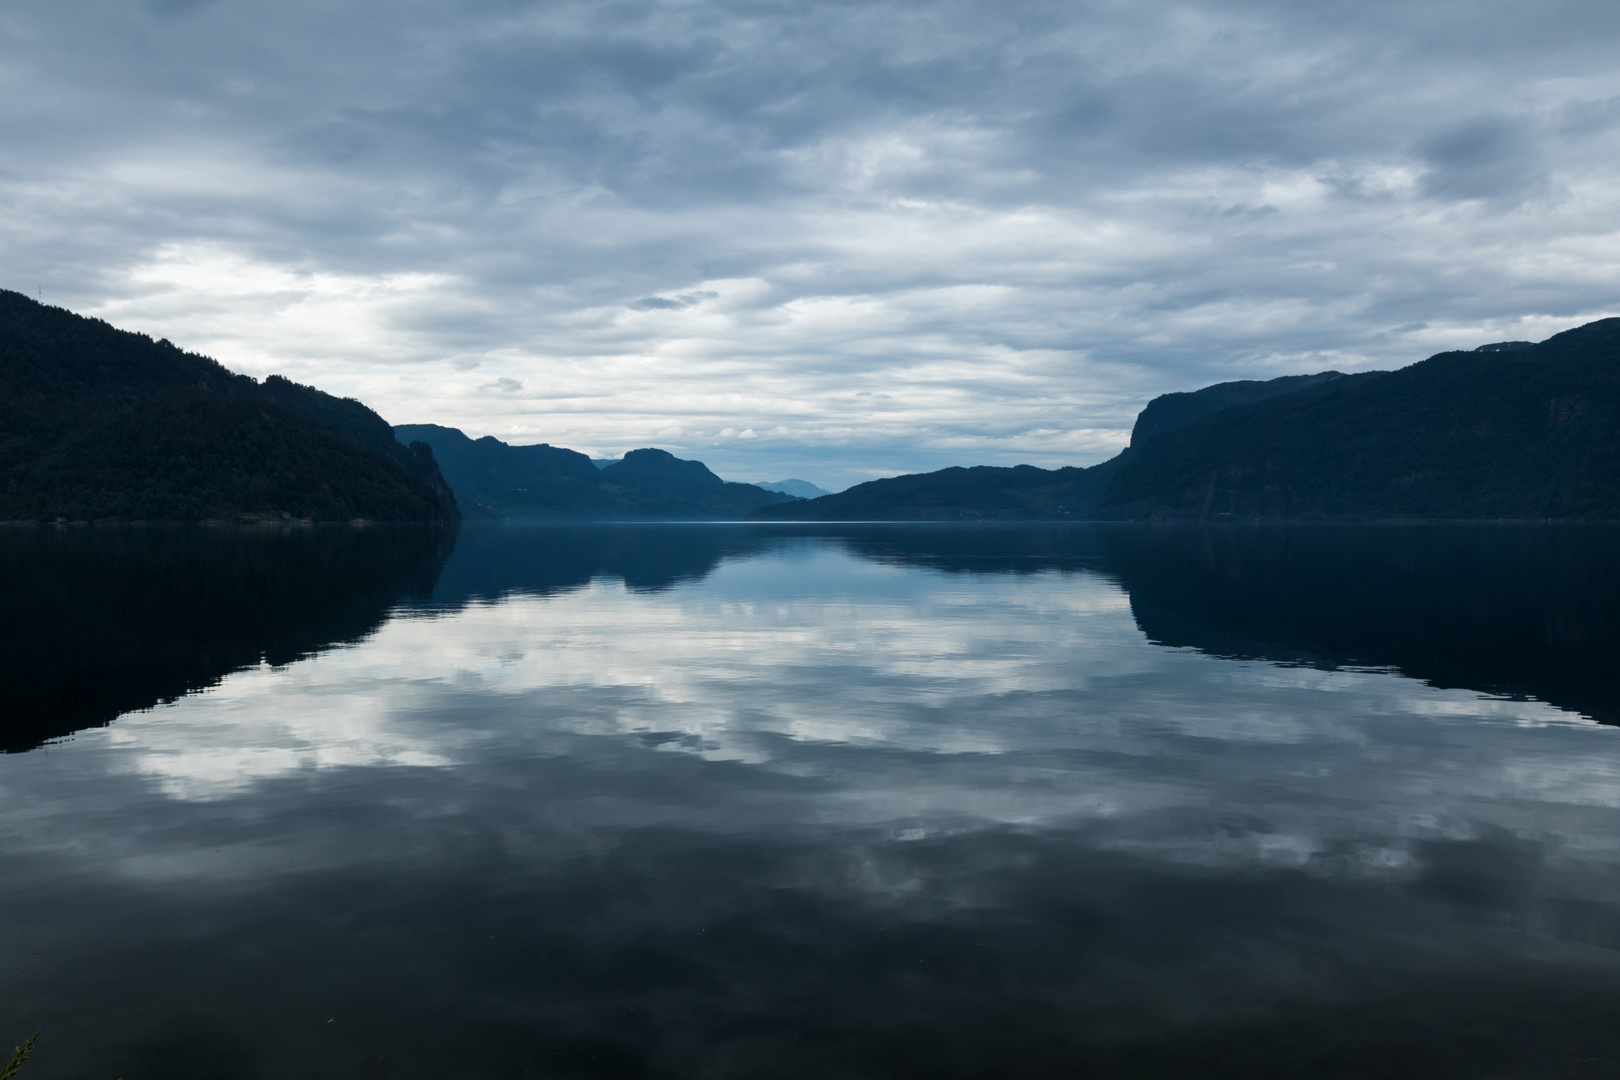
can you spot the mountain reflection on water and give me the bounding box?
[1101,525,1620,726]
[0,523,1617,1079]
[11,522,1611,740]
[0,526,451,752]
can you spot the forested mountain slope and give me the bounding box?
[0,291,455,522]
[1100,319,1620,519]
[749,461,1120,521]
[756,319,1620,521]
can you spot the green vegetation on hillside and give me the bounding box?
[0,291,455,522]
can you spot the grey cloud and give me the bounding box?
[2,0,1619,486]
[142,0,216,19]
[631,290,717,309]
[1556,95,1620,138]
[1420,115,1548,202]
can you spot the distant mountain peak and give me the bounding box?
[603,448,725,486]
[756,479,830,499]
[394,428,795,519]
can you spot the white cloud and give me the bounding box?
[3,0,1620,487]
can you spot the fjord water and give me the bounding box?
[1,525,1618,1079]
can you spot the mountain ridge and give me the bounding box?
[755,479,832,499]
[0,291,456,522]
[1099,317,1620,519]
[755,318,1620,522]
[393,425,797,519]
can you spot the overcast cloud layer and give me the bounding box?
[4,0,1620,487]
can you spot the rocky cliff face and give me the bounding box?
[1098,318,1620,520]
[1129,371,1345,449]
[757,318,1620,522]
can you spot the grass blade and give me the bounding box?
[0,1032,38,1080]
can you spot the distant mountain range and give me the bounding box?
[0,291,456,522]
[588,460,828,499]
[749,462,1119,521]
[8,290,1616,523]
[393,424,797,519]
[754,479,832,499]
[0,290,796,523]
[756,318,1620,521]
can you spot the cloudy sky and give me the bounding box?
[4,0,1619,488]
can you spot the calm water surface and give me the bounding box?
[1,524,1618,1079]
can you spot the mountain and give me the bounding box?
[393,426,797,519]
[756,479,831,499]
[756,318,1620,522]
[598,447,799,517]
[751,371,1355,522]
[750,460,1120,521]
[1127,371,1345,448]
[391,424,608,518]
[1100,319,1620,519]
[0,291,455,522]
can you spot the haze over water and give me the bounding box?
[1,523,1618,1078]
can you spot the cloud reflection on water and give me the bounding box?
[0,524,1617,1078]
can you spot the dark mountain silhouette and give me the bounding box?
[599,448,796,517]
[391,423,607,518]
[0,291,455,522]
[750,461,1120,521]
[601,446,723,485]
[394,425,796,519]
[1127,371,1345,448]
[0,525,450,752]
[1099,319,1620,519]
[757,318,1620,522]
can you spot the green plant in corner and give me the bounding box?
[0,1032,37,1079]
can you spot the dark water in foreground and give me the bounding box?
[1,523,1618,1079]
